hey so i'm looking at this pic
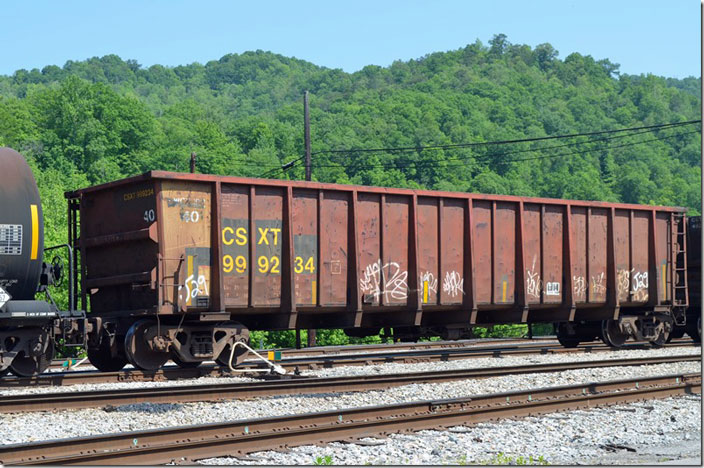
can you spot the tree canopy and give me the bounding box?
[0,35,700,251]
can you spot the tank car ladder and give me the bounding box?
[670,213,689,325]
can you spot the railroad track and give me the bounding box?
[47,337,554,369]
[3,354,698,413]
[48,335,694,368]
[1,372,699,465]
[3,340,698,388]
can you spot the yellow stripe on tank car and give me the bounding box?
[30,204,39,260]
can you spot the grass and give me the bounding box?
[457,452,550,465]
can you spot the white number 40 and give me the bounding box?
[143,209,155,222]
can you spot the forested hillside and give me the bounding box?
[0,35,700,251]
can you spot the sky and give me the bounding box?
[0,0,700,78]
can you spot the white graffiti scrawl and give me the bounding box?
[617,269,631,300]
[591,272,606,295]
[442,271,465,297]
[360,260,409,301]
[526,258,542,299]
[631,271,649,301]
[419,271,438,294]
[178,274,209,304]
[573,275,587,299]
[617,268,649,301]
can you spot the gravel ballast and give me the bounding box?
[0,358,699,446]
[0,345,699,465]
[199,395,701,465]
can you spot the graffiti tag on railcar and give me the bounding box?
[591,272,606,295]
[442,271,465,297]
[573,275,587,298]
[360,259,409,301]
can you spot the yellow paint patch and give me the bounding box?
[423,281,428,303]
[30,204,39,260]
[502,281,507,303]
[662,264,667,300]
[312,280,317,305]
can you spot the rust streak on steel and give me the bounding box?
[1,355,698,413]
[2,373,699,466]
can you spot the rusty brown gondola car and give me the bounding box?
[66,171,695,371]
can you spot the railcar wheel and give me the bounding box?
[10,338,54,377]
[648,316,672,347]
[557,337,580,348]
[216,341,249,368]
[124,320,170,371]
[667,327,686,343]
[171,352,201,368]
[649,327,669,347]
[555,322,581,348]
[601,320,628,347]
[0,367,10,377]
[686,316,701,343]
[87,342,128,372]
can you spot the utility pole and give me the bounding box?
[304,91,316,347]
[304,91,312,181]
[190,152,197,173]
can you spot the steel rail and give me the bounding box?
[2,340,698,388]
[2,354,698,413]
[47,338,559,370]
[47,336,696,369]
[45,336,550,370]
[49,337,551,368]
[1,372,699,465]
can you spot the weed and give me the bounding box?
[313,454,334,465]
[473,452,549,465]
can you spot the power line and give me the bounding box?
[310,119,701,156]
[255,120,701,178]
[256,155,305,178]
[501,129,700,164]
[309,127,698,171]
[318,125,685,170]
[395,129,700,173]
